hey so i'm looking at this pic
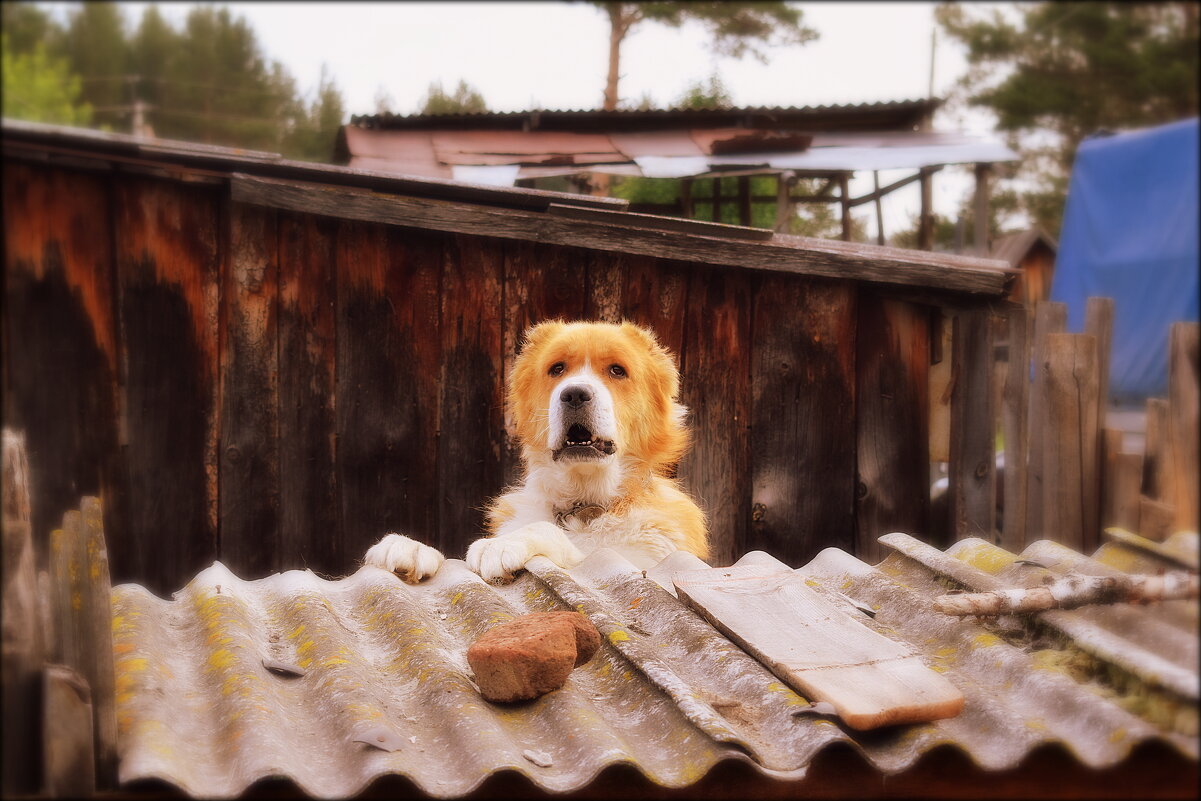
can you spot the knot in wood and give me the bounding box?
[974,461,990,479]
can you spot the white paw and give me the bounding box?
[465,522,584,583]
[364,533,444,583]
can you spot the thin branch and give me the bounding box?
[934,571,1199,616]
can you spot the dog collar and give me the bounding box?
[554,502,607,527]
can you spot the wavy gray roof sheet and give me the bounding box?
[111,533,1199,798]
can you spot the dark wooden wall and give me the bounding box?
[4,163,932,595]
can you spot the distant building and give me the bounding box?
[337,101,1017,248]
[990,227,1057,306]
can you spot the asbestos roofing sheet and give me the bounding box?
[112,540,1197,798]
[431,131,620,157]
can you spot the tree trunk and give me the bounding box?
[604,3,628,111]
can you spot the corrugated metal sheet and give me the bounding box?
[112,533,1198,798]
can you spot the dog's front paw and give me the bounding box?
[465,522,584,583]
[364,533,444,583]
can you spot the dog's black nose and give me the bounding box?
[559,385,593,409]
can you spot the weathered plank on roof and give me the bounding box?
[673,563,964,730]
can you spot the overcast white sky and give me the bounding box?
[46,1,1022,235]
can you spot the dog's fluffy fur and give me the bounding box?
[364,320,708,582]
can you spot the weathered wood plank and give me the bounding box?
[750,276,856,565]
[439,235,505,557]
[1083,298,1114,549]
[585,250,627,323]
[2,430,42,796]
[230,174,1013,297]
[220,203,280,580]
[114,176,220,594]
[81,497,117,788]
[277,212,339,575]
[1041,334,1099,550]
[336,223,442,561]
[622,254,690,360]
[1101,428,1141,534]
[855,293,930,563]
[2,165,123,574]
[1169,322,1199,533]
[1001,305,1031,552]
[1138,496,1176,542]
[500,241,589,486]
[949,310,996,541]
[48,513,84,673]
[42,664,94,798]
[1143,397,1176,508]
[928,310,952,465]
[678,267,753,566]
[674,564,964,730]
[1025,301,1067,541]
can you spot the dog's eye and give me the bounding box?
[548,362,566,377]
[608,364,627,378]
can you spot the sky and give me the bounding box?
[44,1,1022,236]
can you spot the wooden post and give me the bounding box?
[918,167,934,251]
[82,497,117,788]
[1101,427,1141,532]
[774,172,794,233]
[680,178,694,219]
[1041,333,1099,550]
[949,310,996,540]
[1143,398,1177,508]
[839,173,852,242]
[42,665,95,798]
[712,176,723,223]
[973,163,992,255]
[1169,322,1199,533]
[1000,305,1030,552]
[1025,301,1067,541]
[1083,298,1114,548]
[2,430,43,796]
[873,171,885,246]
[737,175,752,227]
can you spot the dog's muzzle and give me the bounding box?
[552,384,616,462]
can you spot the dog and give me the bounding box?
[364,320,708,583]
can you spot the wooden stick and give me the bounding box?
[934,571,1199,616]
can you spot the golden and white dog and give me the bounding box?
[364,320,708,583]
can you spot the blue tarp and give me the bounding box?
[1050,117,1199,401]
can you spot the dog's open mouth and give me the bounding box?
[553,423,616,461]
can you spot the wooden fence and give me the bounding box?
[993,300,1199,553]
[3,123,1019,595]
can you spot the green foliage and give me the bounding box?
[937,1,1200,237]
[587,1,818,109]
[675,73,732,109]
[419,79,488,115]
[3,1,348,162]
[2,33,92,126]
[611,175,859,239]
[599,2,818,60]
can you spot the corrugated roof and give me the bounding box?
[111,531,1198,798]
[349,100,942,133]
[340,125,1018,183]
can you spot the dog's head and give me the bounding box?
[510,320,687,472]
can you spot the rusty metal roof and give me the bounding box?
[111,531,1198,798]
[348,100,942,133]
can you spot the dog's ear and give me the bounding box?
[619,321,680,396]
[519,319,566,355]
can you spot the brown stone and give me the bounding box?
[466,611,601,703]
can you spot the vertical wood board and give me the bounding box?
[750,275,857,565]
[277,212,339,574]
[855,293,930,563]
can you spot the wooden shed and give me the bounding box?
[2,120,1014,596]
[990,227,1057,307]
